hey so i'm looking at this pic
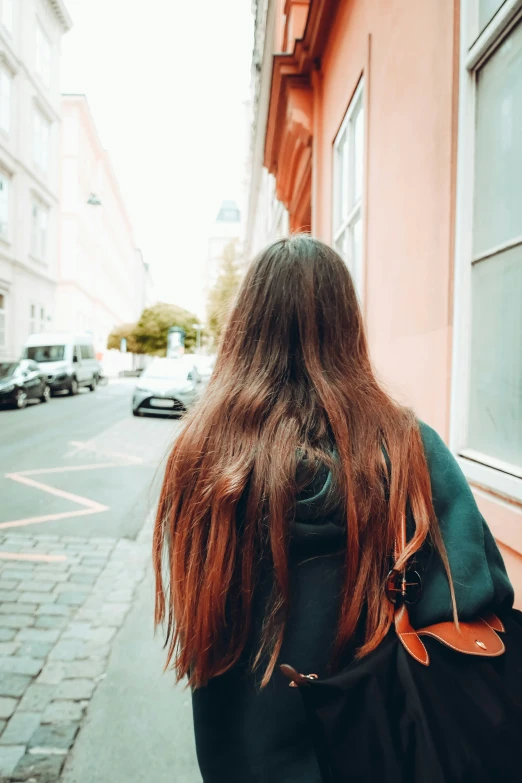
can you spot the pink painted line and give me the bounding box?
[16,463,120,477]
[2,460,112,531]
[0,507,104,530]
[6,473,107,511]
[0,552,67,562]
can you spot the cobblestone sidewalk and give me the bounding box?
[0,530,148,782]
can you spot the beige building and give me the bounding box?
[0,0,71,359]
[58,94,151,369]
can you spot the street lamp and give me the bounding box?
[192,323,204,352]
[87,193,102,206]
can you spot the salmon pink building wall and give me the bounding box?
[253,0,522,603]
[315,0,458,435]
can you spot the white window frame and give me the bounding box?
[33,109,50,172]
[0,172,8,241]
[29,302,45,335]
[0,289,6,348]
[2,0,13,34]
[29,303,36,335]
[35,22,51,87]
[332,78,365,298]
[450,0,522,502]
[0,66,11,134]
[30,198,48,262]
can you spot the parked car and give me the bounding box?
[0,360,51,409]
[132,356,202,417]
[23,333,99,395]
[191,354,216,385]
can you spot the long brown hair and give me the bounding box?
[153,235,456,688]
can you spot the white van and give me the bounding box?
[23,333,99,395]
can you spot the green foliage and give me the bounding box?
[106,322,141,353]
[132,302,201,356]
[207,240,242,342]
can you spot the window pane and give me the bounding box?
[352,217,362,285]
[340,134,349,221]
[473,19,522,256]
[335,230,346,261]
[353,103,364,204]
[467,245,522,468]
[0,69,11,133]
[478,0,506,34]
[0,175,8,238]
[31,202,38,256]
[336,229,352,267]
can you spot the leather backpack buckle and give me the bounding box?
[385,568,423,605]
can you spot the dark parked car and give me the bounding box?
[0,360,51,409]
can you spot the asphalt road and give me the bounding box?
[0,379,180,540]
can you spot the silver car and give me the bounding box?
[132,357,201,417]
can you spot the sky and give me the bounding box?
[61,0,254,320]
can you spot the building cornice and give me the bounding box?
[264,0,339,217]
[46,0,73,33]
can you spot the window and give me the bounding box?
[2,0,13,33]
[33,110,50,172]
[26,345,64,362]
[80,344,94,360]
[29,303,45,335]
[452,1,522,500]
[333,80,364,296]
[0,174,8,240]
[0,67,11,133]
[0,291,5,347]
[36,23,51,86]
[478,0,507,33]
[31,200,48,261]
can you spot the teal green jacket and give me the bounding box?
[410,422,514,627]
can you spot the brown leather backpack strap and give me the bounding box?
[394,603,430,665]
[392,510,505,663]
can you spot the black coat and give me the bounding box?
[191,423,514,782]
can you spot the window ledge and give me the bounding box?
[457,455,522,505]
[29,254,48,267]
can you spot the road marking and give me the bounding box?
[6,473,108,512]
[2,464,110,531]
[15,463,120,476]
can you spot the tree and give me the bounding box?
[132,302,201,356]
[207,240,242,342]
[107,322,140,353]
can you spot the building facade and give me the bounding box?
[0,0,71,360]
[248,0,522,599]
[244,0,289,261]
[58,94,150,368]
[204,199,242,312]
